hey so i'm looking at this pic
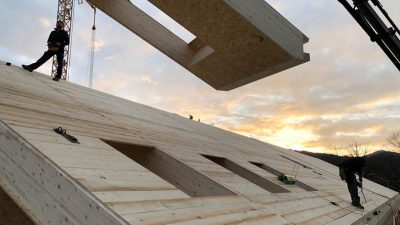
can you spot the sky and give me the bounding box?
[0,0,399,155]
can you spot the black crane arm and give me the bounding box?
[338,0,400,71]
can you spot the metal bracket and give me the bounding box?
[53,127,79,144]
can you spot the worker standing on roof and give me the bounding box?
[22,20,69,81]
[339,157,366,209]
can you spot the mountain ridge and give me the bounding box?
[298,150,400,192]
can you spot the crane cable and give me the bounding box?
[88,5,96,88]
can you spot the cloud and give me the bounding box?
[104,55,121,61]
[93,39,105,51]
[1,0,399,155]
[39,18,52,27]
[139,75,155,84]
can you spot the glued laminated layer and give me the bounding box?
[88,0,309,90]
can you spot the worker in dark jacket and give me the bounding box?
[339,157,366,209]
[22,20,69,81]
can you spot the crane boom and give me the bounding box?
[51,0,74,81]
[338,0,400,71]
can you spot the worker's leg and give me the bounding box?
[55,51,64,79]
[29,51,55,70]
[346,172,361,204]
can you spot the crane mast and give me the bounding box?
[51,0,74,81]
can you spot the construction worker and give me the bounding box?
[339,157,366,209]
[22,20,69,81]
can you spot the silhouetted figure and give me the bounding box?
[22,20,69,81]
[189,115,193,120]
[339,157,366,209]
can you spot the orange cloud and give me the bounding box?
[4,0,399,156]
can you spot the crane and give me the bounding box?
[338,0,400,71]
[54,0,399,83]
[51,0,74,81]
[52,0,95,82]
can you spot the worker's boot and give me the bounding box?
[52,76,61,81]
[352,202,364,209]
[22,65,33,72]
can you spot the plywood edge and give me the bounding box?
[0,119,130,225]
[225,0,309,59]
[351,194,400,225]
[218,55,309,91]
[87,0,195,67]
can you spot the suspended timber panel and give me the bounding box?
[88,0,309,90]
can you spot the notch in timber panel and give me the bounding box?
[201,155,290,193]
[250,162,318,192]
[250,162,281,176]
[103,140,235,197]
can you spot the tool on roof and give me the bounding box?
[278,162,302,185]
[278,174,296,185]
[54,127,80,144]
[361,187,367,203]
[330,201,339,206]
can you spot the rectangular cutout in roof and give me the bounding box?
[104,140,235,197]
[250,161,317,192]
[201,155,289,193]
[250,162,281,176]
[280,155,312,169]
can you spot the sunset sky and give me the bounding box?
[1,0,399,154]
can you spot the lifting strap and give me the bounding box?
[88,5,96,88]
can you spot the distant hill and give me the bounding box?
[298,151,400,193]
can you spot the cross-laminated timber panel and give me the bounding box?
[0,62,399,225]
[0,122,130,225]
[87,0,309,90]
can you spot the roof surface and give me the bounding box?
[0,62,398,225]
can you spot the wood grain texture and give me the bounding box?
[87,0,309,90]
[0,63,398,225]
